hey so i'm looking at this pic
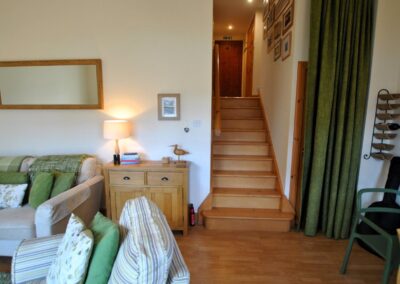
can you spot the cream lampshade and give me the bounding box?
[103,120,131,164]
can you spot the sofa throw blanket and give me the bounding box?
[29,155,91,182]
[0,156,27,172]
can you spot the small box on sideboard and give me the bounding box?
[103,160,189,235]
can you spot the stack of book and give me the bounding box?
[121,152,140,165]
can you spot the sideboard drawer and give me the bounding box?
[109,171,145,186]
[147,172,183,186]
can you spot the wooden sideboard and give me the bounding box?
[103,161,189,235]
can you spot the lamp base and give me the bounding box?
[113,154,120,165]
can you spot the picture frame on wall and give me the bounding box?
[273,20,282,40]
[267,29,274,53]
[266,3,275,31]
[275,0,291,21]
[281,32,292,61]
[274,39,281,61]
[282,3,294,35]
[158,93,180,120]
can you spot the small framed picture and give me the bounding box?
[273,20,282,40]
[158,93,180,120]
[282,4,294,35]
[274,39,281,61]
[281,32,292,61]
[267,29,274,53]
[266,3,275,31]
[275,0,291,21]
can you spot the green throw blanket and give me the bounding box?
[29,154,91,181]
[0,156,27,172]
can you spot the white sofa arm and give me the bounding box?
[12,234,64,283]
[35,175,104,237]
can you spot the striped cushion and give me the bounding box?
[11,234,63,284]
[108,197,174,284]
[167,237,190,284]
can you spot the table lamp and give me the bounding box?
[103,120,131,165]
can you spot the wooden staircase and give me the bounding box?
[202,97,294,232]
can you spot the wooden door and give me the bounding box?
[245,17,255,97]
[289,61,308,223]
[215,40,243,97]
[148,187,183,228]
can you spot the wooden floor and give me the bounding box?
[175,227,396,284]
[0,227,396,283]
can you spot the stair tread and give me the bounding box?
[203,208,293,220]
[213,141,270,145]
[220,97,260,100]
[220,128,266,132]
[213,170,276,177]
[213,188,280,196]
[221,117,264,121]
[221,106,260,109]
[213,155,273,161]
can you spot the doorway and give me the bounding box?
[215,40,243,97]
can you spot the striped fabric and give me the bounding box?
[143,199,190,284]
[167,237,190,284]
[11,234,63,284]
[108,197,174,284]
[0,156,27,172]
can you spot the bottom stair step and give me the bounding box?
[202,208,294,232]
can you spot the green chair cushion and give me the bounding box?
[85,212,120,284]
[50,172,75,198]
[0,172,28,184]
[28,172,54,209]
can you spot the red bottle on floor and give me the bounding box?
[189,204,195,226]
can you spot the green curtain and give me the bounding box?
[299,0,374,239]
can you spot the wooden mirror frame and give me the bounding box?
[0,59,103,109]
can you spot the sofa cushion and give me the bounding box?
[77,157,97,184]
[29,172,54,209]
[85,212,119,284]
[20,157,37,173]
[50,172,75,198]
[0,172,29,184]
[108,197,173,284]
[0,205,36,239]
[47,214,94,284]
[0,184,28,209]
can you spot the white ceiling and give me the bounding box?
[214,0,263,37]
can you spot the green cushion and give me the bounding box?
[85,212,120,284]
[50,172,75,198]
[28,172,54,209]
[0,172,28,184]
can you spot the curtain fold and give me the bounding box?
[299,0,374,239]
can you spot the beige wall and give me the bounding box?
[358,0,400,206]
[256,1,310,197]
[0,0,213,209]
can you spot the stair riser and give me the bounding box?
[213,176,276,189]
[221,99,260,108]
[214,132,266,142]
[213,144,270,156]
[213,159,273,171]
[204,218,291,232]
[213,195,280,209]
[221,109,262,119]
[221,119,264,130]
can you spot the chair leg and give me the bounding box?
[381,255,392,284]
[340,236,356,274]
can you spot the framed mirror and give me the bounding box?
[0,59,103,109]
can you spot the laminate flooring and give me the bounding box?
[0,227,396,283]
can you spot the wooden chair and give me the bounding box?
[340,188,400,284]
[397,229,400,284]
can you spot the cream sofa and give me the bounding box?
[0,157,104,256]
